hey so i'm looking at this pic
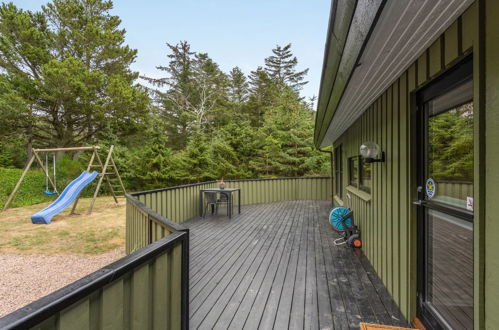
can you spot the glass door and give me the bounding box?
[416,59,474,330]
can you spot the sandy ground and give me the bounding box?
[0,247,125,317]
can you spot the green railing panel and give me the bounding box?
[101,279,124,329]
[128,177,331,228]
[125,195,186,254]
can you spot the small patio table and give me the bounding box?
[199,187,241,219]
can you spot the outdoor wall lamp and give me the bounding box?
[360,141,385,163]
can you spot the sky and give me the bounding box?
[12,0,331,101]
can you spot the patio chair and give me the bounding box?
[218,192,231,214]
[203,192,224,218]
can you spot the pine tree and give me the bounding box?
[145,42,228,149]
[228,67,248,104]
[0,0,149,149]
[264,43,309,92]
[249,67,273,98]
[143,41,196,149]
[250,88,329,177]
[125,131,175,189]
[0,74,30,166]
[191,52,228,129]
[245,67,276,125]
[175,131,217,182]
[0,3,50,156]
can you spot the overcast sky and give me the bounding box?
[13,0,331,101]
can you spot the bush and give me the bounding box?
[54,155,89,195]
[0,168,55,208]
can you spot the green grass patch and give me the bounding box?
[73,228,122,254]
[9,235,51,251]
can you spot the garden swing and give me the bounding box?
[43,153,58,196]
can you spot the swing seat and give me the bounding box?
[43,190,58,196]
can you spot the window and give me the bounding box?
[349,157,359,186]
[334,146,343,198]
[359,158,372,193]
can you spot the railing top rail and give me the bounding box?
[0,232,188,330]
[130,181,217,196]
[125,194,186,233]
[130,176,331,196]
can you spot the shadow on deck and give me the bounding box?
[183,200,409,329]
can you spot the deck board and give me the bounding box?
[185,200,409,329]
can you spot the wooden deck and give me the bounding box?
[184,200,409,330]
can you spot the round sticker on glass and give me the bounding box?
[426,178,436,199]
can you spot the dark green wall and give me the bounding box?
[330,3,479,323]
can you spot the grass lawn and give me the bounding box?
[0,196,125,255]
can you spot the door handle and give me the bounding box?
[413,185,425,205]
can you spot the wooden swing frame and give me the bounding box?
[2,145,126,214]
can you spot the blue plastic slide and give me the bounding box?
[31,171,99,224]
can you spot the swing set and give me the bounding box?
[2,145,126,216]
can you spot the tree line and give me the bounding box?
[0,0,329,191]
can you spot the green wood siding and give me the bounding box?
[330,4,477,322]
[484,0,499,328]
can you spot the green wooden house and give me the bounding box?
[315,0,499,328]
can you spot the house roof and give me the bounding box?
[314,0,474,148]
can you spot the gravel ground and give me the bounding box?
[0,248,125,317]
